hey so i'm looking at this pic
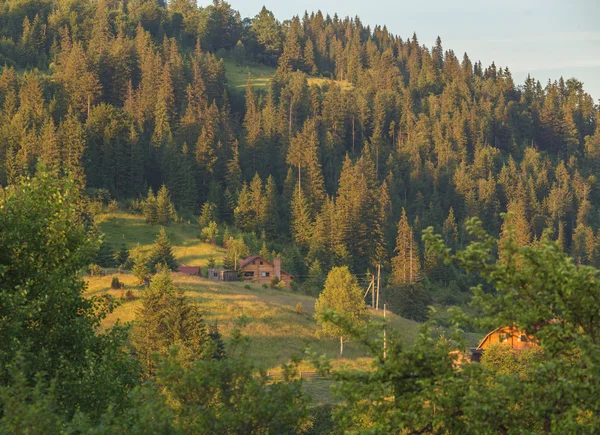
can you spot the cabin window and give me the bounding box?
[519,335,527,342]
[244,271,254,277]
[260,261,263,265]
[252,261,256,265]
[261,272,270,277]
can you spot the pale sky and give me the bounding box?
[206,0,600,102]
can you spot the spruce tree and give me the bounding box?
[149,227,178,271]
[143,187,158,224]
[291,188,312,249]
[391,208,421,286]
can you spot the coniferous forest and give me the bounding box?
[2,0,600,432]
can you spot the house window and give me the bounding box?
[261,272,270,277]
[260,261,263,265]
[244,271,254,277]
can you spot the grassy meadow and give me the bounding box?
[96,212,226,268]
[91,209,480,404]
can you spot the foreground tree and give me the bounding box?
[131,269,213,377]
[315,266,367,357]
[0,168,137,420]
[322,216,600,433]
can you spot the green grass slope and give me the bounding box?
[86,272,422,373]
[96,212,226,268]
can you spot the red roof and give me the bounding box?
[177,266,200,275]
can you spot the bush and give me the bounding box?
[244,284,251,290]
[125,290,135,301]
[262,284,268,289]
[270,275,280,288]
[111,276,121,290]
[295,303,303,315]
[200,221,219,244]
[88,264,103,276]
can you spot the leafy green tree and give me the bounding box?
[223,236,249,271]
[0,168,137,420]
[201,221,219,244]
[149,227,178,271]
[315,266,367,357]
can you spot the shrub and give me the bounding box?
[125,290,135,301]
[270,275,280,288]
[111,276,121,290]
[244,284,251,290]
[262,284,268,289]
[295,303,303,315]
[200,221,219,244]
[88,264,103,276]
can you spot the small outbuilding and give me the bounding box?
[207,268,238,282]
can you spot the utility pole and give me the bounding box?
[371,274,375,308]
[363,275,374,308]
[378,264,382,310]
[383,303,387,359]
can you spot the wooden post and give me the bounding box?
[376,264,381,310]
[340,335,343,358]
[383,303,387,359]
[371,274,375,309]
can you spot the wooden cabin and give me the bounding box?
[207,268,238,282]
[470,325,538,362]
[238,255,293,287]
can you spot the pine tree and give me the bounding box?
[291,188,312,248]
[391,208,421,286]
[303,38,317,75]
[143,187,158,225]
[156,185,176,224]
[443,207,459,247]
[263,175,278,237]
[132,268,209,377]
[149,227,178,271]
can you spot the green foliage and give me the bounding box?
[95,237,116,267]
[111,276,121,290]
[88,263,103,276]
[318,216,600,433]
[315,266,367,356]
[149,227,178,271]
[131,269,212,377]
[223,236,249,270]
[0,169,137,420]
[198,202,218,228]
[200,220,219,244]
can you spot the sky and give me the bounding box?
[211,0,600,102]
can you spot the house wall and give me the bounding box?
[478,327,536,351]
[239,258,291,287]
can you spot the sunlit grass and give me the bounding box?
[85,272,422,374]
[96,212,226,267]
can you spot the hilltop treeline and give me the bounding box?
[1,0,599,304]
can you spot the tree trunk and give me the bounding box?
[339,335,343,357]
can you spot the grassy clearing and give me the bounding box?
[307,77,353,90]
[222,57,276,90]
[85,272,422,374]
[220,55,353,92]
[96,212,226,268]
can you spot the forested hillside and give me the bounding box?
[1,0,599,315]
